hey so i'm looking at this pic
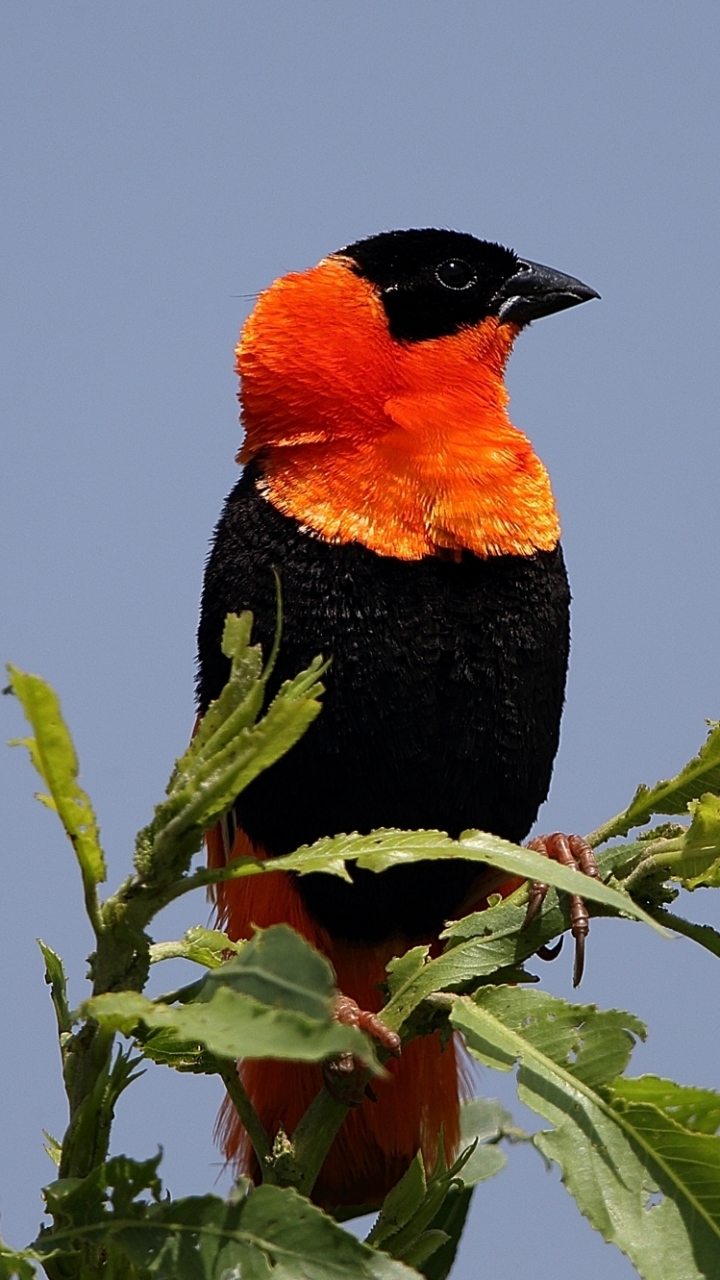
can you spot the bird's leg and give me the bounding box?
[523,833,600,986]
[322,995,401,1108]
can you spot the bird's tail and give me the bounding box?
[206,823,467,1208]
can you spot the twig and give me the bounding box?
[289,1087,352,1197]
[216,1058,272,1168]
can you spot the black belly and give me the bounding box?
[197,463,571,944]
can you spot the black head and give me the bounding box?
[336,228,598,343]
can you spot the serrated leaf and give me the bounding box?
[7,666,106,886]
[452,987,720,1279]
[646,907,720,969]
[86,985,377,1067]
[384,948,431,1001]
[136,1025,219,1073]
[82,927,378,1069]
[184,612,264,760]
[594,720,720,842]
[401,1231,450,1270]
[138,651,326,880]
[197,925,337,1020]
[169,613,267,800]
[368,1096,509,1276]
[42,1130,62,1167]
[222,828,664,934]
[381,889,587,1035]
[680,793,720,888]
[417,1189,472,1280]
[368,1154,428,1248]
[610,1076,720,1135]
[185,926,244,966]
[38,939,72,1035]
[35,1175,419,1280]
[415,1097,513,1280]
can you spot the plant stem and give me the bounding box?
[217,1059,272,1169]
[585,813,633,848]
[58,1025,116,1180]
[290,1087,351,1197]
[620,838,686,893]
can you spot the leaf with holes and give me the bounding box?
[35,1167,420,1280]
[452,986,720,1280]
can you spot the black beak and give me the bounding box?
[492,259,599,326]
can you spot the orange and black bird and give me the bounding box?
[197,228,598,1209]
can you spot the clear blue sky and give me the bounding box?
[2,5,719,1276]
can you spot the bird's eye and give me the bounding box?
[435,259,476,291]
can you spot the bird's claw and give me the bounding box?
[333,995,401,1056]
[322,996,401,1107]
[524,833,600,986]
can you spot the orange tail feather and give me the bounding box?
[207,824,465,1207]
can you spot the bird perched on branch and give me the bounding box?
[197,228,598,1208]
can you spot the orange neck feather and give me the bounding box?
[237,258,560,560]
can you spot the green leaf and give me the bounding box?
[650,907,720,962]
[679,793,720,888]
[82,926,378,1068]
[0,1240,37,1280]
[381,887,605,1036]
[417,1190,471,1280]
[133,1026,218,1073]
[452,987,720,1279]
[591,720,720,843]
[35,1168,420,1280]
[84,987,373,1067]
[38,939,72,1035]
[135,614,327,881]
[179,612,265,769]
[368,1154,428,1249]
[367,1096,509,1277]
[454,1097,511,1185]
[610,1076,720,1135]
[197,924,337,1019]
[8,666,106,887]
[42,1130,62,1167]
[215,828,664,933]
[149,927,244,970]
[414,1097,514,1280]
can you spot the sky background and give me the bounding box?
[2,4,719,1276]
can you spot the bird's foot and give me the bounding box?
[523,833,600,987]
[322,996,401,1108]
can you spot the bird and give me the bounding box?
[196,227,598,1209]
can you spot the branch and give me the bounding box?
[216,1058,272,1169]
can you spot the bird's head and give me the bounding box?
[236,229,597,560]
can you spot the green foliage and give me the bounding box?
[31,1158,418,1280]
[452,988,720,1279]
[610,1076,720,1133]
[7,613,720,1278]
[9,667,106,930]
[681,793,720,887]
[134,611,327,882]
[38,942,72,1037]
[367,1098,512,1279]
[209,827,664,930]
[83,926,377,1068]
[0,1240,37,1280]
[590,719,720,843]
[148,926,244,969]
